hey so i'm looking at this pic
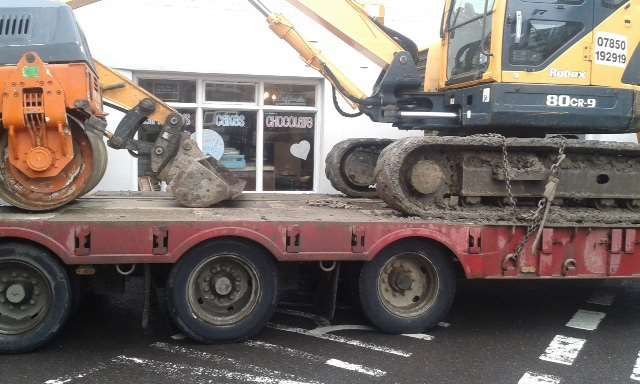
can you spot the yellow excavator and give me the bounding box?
[1,0,638,217]
[251,0,640,216]
[0,0,243,211]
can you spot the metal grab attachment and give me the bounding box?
[163,134,246,208]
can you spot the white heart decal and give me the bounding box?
[290,140,311,160]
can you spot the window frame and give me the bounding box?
[134,72,322,193]
[447,0,496,31]
[204,81,259,105]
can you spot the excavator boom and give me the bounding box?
[283,0,402,67]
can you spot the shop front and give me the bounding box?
[138,76,321,192]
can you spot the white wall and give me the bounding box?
[93,70,139,191]
[74,0,445,193]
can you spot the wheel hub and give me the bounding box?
[378,253,439,318]
[26,147,54,172]
[214,276,233,296]
[0,261,50,335]
[188,255,260,326]
[6,283,27,304]
[389,270,413,292]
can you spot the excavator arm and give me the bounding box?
[250,0,457,123]
[249,0,404,105]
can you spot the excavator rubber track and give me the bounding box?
[325,138,393,197]
[375,135,640,217]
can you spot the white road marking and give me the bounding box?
[309,324,434,341]
[276,309,331,327]
[268,323,412,357]
[401,333,435,341]
[245,340,386,377]
[565,309,606,331]
[631,351,640,381]
[438,322,451,328]
[114,355,315,384]
[44,360,119,384]
[518,371,562,384]
[586,291,616,306]
[539,335,586,366]
[308,324,375,335]
[151,342,320,384]
[325,359,385,377]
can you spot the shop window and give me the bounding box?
[139,79,196,103]
[205,82,256,103]
[263,111,315,191]
[202,110,258,191]
[263,83,316,107]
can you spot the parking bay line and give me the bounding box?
[308,324,435,341]
[114,355,316,384]
[45,353,317,384]
[245,340,386,377]
[518,371,562,384]
[151,342,320,384]
[565,309,606,331]
[44,361,115,384]
[539,335,586,366]
[631,351,640,381]
[268,323,412,357]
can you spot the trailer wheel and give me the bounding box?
[0,242,72,353]
[359,240,455,334]
[167,239,277,343]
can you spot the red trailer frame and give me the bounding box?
[2,193,640,279]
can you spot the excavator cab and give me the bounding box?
[437,0,640,135]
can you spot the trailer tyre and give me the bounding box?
[0,242,72,353]
[167,239,277,343]
[359,240,455,334]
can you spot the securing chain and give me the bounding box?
[501,136,567,271]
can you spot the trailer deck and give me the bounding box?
[2,192,640,279]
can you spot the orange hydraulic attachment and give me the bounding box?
[0,52,102,179]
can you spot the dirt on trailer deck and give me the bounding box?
[1,192,640,228]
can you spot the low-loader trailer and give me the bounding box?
[2,192,640,353]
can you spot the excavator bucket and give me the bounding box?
[162,136,246,208]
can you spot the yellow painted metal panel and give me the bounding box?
[591,1,640,90]
[95,61,176,124]
[266,14,368,101]
[285,0,404,67]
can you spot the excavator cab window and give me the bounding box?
[446,0,495,84]
[502,0,593,72]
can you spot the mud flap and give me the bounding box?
[163,137,246,207]
[311,262,341,321]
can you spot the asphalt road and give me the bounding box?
[1,278,639,384]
